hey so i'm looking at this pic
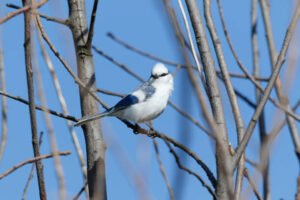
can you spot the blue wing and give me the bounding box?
[113,94,139,110]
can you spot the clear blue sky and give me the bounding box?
[0,0,299,199]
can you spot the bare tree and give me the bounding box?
[0,0,300,199]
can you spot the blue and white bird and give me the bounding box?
[74,63,174,127]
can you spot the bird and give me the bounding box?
[74,63,174,127]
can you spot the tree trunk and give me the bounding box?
[67,0,106,199]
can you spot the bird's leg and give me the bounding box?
[145,121,156,138]
[145,121,154,131]
[133,123,141,134]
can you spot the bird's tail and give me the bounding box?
[74,111,111,127]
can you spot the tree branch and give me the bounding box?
[86,0,99,48]
[0,151,71,180]
[0,91,78,122]
[233,1,300,166]
[22,0,47,198]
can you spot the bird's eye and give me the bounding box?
[151,74,159,79]
[160,73,168,77]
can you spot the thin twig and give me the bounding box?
[86,0,99,48]
[0,0,48,25]
[22,132,44,200]
[73,182,87,200]
[106,32,269,82]
[153,140,175,200]
[0,48,7,163]
[6,3,69,25]
[124,120,217,187]
[165,141,216,198]
[0,91,78,122]
[243,168,263,200]
[251,0,270,199]
[177,0,202,77]
[0,151,71,180]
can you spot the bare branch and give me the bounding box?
[22,132,44,200]
[106,32,269,82]
[233,1,300,166]
[0,0,48,25]
[22,1,46,198]
[243,168,263,200]
[6,3,69,25]
[217,0,300,122]
[73,182,87,200]
[153,140,175,200]
[0,91,78,122]
[124,121,217,187]
[33,33,66,199]
[250,0,270,199]
[259,5,300,198]
[0,48,7,163]
[203,1,246,198]
[86,0,99,48]
[0,151,71,180]
[36,19,88,197]
[165,141,216,198]
[184,0,233,198]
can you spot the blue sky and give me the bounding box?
[0,0,299,199]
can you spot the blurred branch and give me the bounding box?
[243,168,263,200]
[35,16,108,109]
[165,141,216,198]
[106,32,269,82]
[36,18,88,197]
[259,4,300,200]
[22,132,44,200]
[33,23,66,198]
[153,140,175,200]
[73,182,87,200]
[6,3,69,25]
[217,0,300,122]
[0,48,7,163]
[0,0,48,25]
[177,0,202,77]
[233,0,300,166]
[251,0,269,199]
[86,0,99,48]
[0,91,78,122]
[22,1,46,198]
[0,151,70,180]
[124,121,217,187]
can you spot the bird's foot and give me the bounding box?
[133,123,141,134]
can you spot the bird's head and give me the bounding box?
[150,63,173,84]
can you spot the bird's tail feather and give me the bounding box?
[74,111,111,127]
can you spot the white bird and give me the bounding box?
[74,63,174,127]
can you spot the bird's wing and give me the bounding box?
[112,94,139,112]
